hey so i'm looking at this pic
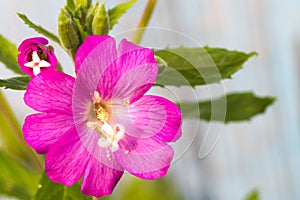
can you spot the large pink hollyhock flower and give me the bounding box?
[23,35,182,197]
[18,37,58,76]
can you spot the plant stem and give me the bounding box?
[131,0,157,45]
[0,91,43,171]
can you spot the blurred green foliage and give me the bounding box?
[102,176,183,200]
[243,189,260,200]
[0,151,40,199]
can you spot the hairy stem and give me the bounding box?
[131,0,157,44]
[0,91,43,171]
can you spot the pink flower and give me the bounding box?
[18,37,58,76]
[22,35,182,197]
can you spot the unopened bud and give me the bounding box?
[92,2,109,35]
[74,0,92,10]
[58,8,80,51]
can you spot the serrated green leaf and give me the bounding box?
[0,151,40,200]
[17,13,61,45]
[0,34,22,74]
[180,92,275,123]
[34,173,91,200]
[108,0,137,30]
[155,47,257,87]
[0,76,30,90]
[243,189,260,200]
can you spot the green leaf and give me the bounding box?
[154,55,168,74]
[0,76,30,90]
[34,173,92,200]
[108,0,137,30]
[0,91,43,172]
[243,190,260,200]
[17,13,61,45]
[180,92,275,123]
[155,47,257,87]
[0,34,22,74]
[0,151,40,200]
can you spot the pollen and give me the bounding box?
[93,91,110,122]
[90,91,125,153]
[123,100,130,106]
[96,106,109,122]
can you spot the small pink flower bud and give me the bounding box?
[18,37,58,76]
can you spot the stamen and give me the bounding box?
[123,100,130,106]
[96,107,109,122]
[94,91,101,103]
[90,91,126,153]
[106,150,112,160]
[93,91,109,122]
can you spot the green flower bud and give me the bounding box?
[92,2,109,35]
[86,1,99,33]
[58,8,80,51]
[66,0,76,10]
[154,55,168,74]
[74,0,92,10]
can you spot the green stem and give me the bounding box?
[0,91,43,171]
[131,0,157,44]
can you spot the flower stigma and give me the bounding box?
[24,51,51,76]
[87,91,125,154]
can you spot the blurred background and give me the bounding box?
[1,0,300,199]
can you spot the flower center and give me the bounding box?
[24,51,51,76]
[87,91,125,153]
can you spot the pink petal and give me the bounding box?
[74,36,117,103]
[24,71,74,113]
[81,155,123,197]
[73,120,124,171]
[114,137,174,177]
[75,35,116,73]
[96,39,158,102]
[23,113,74,154]
[45,126,90,186]
[18,37,48,51]
[114,95,182,141]
[117,38,144,55]
[131,166,170,180]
